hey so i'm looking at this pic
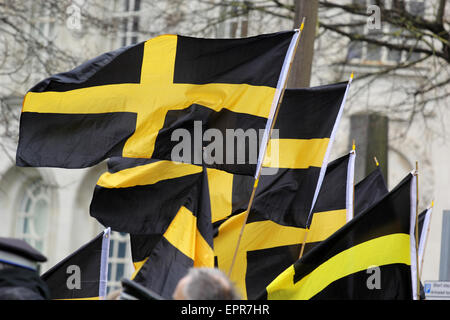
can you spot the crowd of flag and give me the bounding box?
[15,28,433,300]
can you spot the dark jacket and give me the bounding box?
[0,267,50,300]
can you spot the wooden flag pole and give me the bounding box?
[373,156,379,167]
[297,228,310,260]
[227,20,305,278]
[415,161,420,300]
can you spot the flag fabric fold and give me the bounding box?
[354,166,389,217]
[90,158,203,234]
[263,172,418,300]
[211,82,350,229]
[40,228,110,300]
[17,31,298,177]
[130,168,214,299]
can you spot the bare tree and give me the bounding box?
[195,0,449,129]
[1,0,449,149]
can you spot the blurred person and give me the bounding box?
[0,237,50,300]
[173,267,241,300]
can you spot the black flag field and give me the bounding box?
[16,31,298,176]
[41,228,110,300]
[354,166,389,216]
[210,82,350,229]
[130,168,214,299]
[262,172,418,300]
[90,158,204,234]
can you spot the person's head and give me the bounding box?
[173,267,241,300]
[0,237,49,300]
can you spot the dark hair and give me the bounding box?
[182,268,241,300]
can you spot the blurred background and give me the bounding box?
[0,0,449,294]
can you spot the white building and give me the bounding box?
[0,0,448,295]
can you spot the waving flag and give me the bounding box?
[41,228,110,300]
[354,166,388,216]
[130,169,214,299]
[210,82,351,229]
[263,172,418,300]
[16,31,299,176]
[90,158,203,234]
[213,150,355,299]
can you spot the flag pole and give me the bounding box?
[415,161,420,300]
[99,227,111,300]
[350,141,356,222]
[227,19,305,278]
[420,201,433,279]
[373,156,379,167]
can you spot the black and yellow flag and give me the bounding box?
[90,157,204,234]
[209,82,352,300]
[213,151,355,299]
[263,172,418,300]
[130,168,214,299]
[16,31,298,176]
[209,82,350,229]
[354,166,388,216]
[41,228,110,300]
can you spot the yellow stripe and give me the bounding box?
[131,259,147,280]
[307,209,346,242]
[214,210,345,299]
[97,160,202,188]
[140,34,177,85]
[131,205,214,279]
[163,206,196,260]
[207,168,233,223]
[267,233,411,300]
[194,228,215,268]
[263,138,330,169]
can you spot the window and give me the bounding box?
[217,0,249,38]
[347,0,376,62]
[29,3,57,85]
[107,231,133,294]
[404,0,425,62]
[15,178,51,254]
[116,0,141,47]
[347,0,425,65]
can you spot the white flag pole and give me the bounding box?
[346,144,356,222]
[228,21,305,278]
[99,227,111,300]
[419,202,433,278]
